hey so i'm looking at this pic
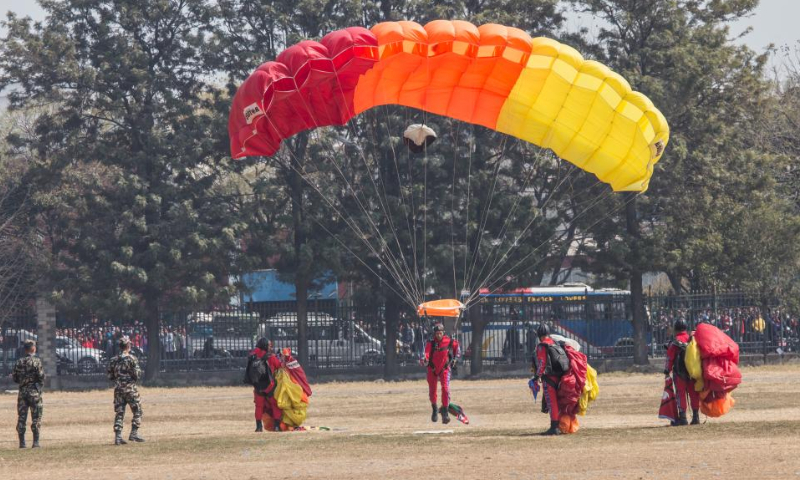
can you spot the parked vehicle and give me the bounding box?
[55,336,107,374]
[185,311,259,358]
[258,312,384,367]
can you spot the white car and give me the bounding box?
[258,312,384,366]
[55,336,107,374]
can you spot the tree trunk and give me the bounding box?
[143,302,161,382]
[383,294,400,380]
[468,305,488,376]
[625,193,648,365]
[288,134,310,367]
[295,278,309,367]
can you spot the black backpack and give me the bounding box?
[672,339,690,380]
[543,341,570,376]
[244,353,275,395]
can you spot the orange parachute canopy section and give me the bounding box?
[417,299,465,317]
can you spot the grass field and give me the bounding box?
[2,364,800,479]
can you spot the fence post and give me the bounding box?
[35,296,59,390]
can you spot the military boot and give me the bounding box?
[542,420,561,436]
[441,406,451,425]
[431,403,438,423]
[18,432,26,449]
[255,420,263,432]
[32,431,40,448]
[677,411,688,426]
[128,428,145,443]
[274,422,282,432]
[691,410,700,425]
[114,432,127,445]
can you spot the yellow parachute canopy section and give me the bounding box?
[417,299,465,317]
[578,363,599,416]
[274,369,308,427]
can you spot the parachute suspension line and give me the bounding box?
[464,187,625,307]
[323,64,424,305]
[465,181,613,306]
[465,141,547,297]
[462,136,509,297]
[468,161,581,300]
[461,123,475,299]
[323,69,423,305]
[422,46,431,303]
[262,116,421,308]
[450,120,463,300]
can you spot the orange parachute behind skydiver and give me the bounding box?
[229,20,669,193]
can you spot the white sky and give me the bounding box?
[1,0,797,51]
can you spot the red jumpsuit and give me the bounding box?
[251,347,283,425]
[536,337,560,422]
[424,335,459,406]
[665,331,699,413]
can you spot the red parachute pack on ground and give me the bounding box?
[557,344,588,433]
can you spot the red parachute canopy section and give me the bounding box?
[229,27,379,158]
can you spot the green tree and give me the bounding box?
[570,0,781,362]
[1,0,248,380]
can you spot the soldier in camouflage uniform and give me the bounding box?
[107,336,144,445]
[13,339,45,448]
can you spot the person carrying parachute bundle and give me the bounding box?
[422,322,461,424]
[531,323,571,435]
[245,338,282,432]
[273,349,313,431]
[688,322,742,419]
[555,339,589,434]
[664,319,700,426]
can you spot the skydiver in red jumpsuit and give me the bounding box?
[665,319,700,425]
[424,323,459,424]
[533,323,562,435]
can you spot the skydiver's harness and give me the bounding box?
[428,338,457,376]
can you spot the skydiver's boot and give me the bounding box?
[18,432,26,449]
[128,427,145,442]
[114,432,127,445]
[255,420,263,432]
[441,406,450,425]
[677,411,688,426]
[691,410,700,425]
[274,421,282,432]
[431,403,438,423]
[32,430,40,448]
[543,420,561,436]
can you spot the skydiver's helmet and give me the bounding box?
[432,323,445,336]
[674,319,688,332]
[536,323,550,339]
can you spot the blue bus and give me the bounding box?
[461,284,634,361]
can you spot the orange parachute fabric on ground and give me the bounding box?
[700,390,736,418]
[230,20,669,193]
[559,414,579,434]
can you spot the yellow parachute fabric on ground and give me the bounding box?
[685,337,705,392]
[274,369,308,427]
[578,363,599,416]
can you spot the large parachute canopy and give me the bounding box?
[228,20,670,309]
[229,20,669,192]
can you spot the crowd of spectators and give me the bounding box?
[649,306,800,351]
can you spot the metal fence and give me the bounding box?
[9,290,800,377]
[0,308,37,377]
